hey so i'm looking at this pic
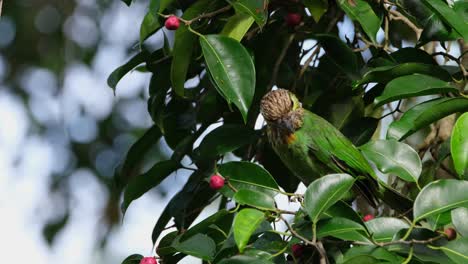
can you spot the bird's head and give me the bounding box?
[260,89,304,133]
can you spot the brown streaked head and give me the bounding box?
[260,89,293,122]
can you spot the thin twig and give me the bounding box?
[268,33,296,90]
[386,8,422,39]
[160,5,232,25]
[0,0,3,16]
[353,234,445,247]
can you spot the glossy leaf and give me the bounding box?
[231,0,268,27]
[342,246,404,263]
[304,0,328,22]
[233,208,265,252]
[121,160,178,214]
[218,161,279,198]
[218,255,274,264]
[360,140,421,183]
[439,237,468,263]
[342,255,379,264]
[221,13,255,41]
[121,254,143,264]
[387,97,468,140]
[181,209,231,240]
[355,63,451,87]
[451,113,468,178]
[413,179,468,221]
[324,201,363,224]
[337,0,381,43]
[374,74,458,107]
[452,207,468,237]
[200,35,256,123]
[195,124,257,159]
[173,234,216,261]
[365,217,409,242]
[139,0,166,44]
[316,217,367,239]
[107,51,149,91]
[304,173,355,223]
[233,189,275,210]
[314,34,359,78]
[422,0,468,40]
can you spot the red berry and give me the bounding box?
[165,16,180,30]
[286,13,302,27]
[209,174,225,190]
[444,228,457,241]
[363,214,374,222]
[140,257,158,264]
[291,244,304,258]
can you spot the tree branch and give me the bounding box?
[160,5,232,25]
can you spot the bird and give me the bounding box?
[260,88,412,212]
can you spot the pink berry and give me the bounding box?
[209,174,225,190]
[444,228,457,241]
[291,244,304,258]
[165,16,180,30]
[363,214,375,222]
[140,257,158,264]
[286,13,302,27]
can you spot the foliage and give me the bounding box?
[113,0,468,263]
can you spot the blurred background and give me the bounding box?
[0,0,197,263]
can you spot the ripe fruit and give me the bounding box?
[291,244,304,258]
[363,214,374,222]
[164,16,180,30]
[444,228,457,241]
[140,257,158,264]
[286,13,302,27]
[209,174,225,190]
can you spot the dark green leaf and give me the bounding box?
[162,98,196,149]
[139,0,163,45]
[422,0,468,40]
[323,201,363,224]
[360,140,422,183]
[233,189,276,210]
[342,255,379,264]
[304,173,355,223]
[343,246,404,263]
[314,34,359,78]
[218,161,279,198]
[337,0,381,43]
[181,209,232,240]
[173,234,216,261]
[387,97,468,140]
[451,113,468,178]
[233,208,265,252]
[364,217,409,242]
[107,51,149,91]
[413,179,468,221]
[221,13,255,41]
[452,207,468,237]
[120,0,132,6]
[218,255,274,264]
[231,0,268,27]
[152,206,172,244]
[121,254,143,264]
[341,117,379,146]
[304,0,328,22]
[316,217,367,239]
[42,213,69,245]
[439,237,468,263]
[121,160,178,214]
[374,74,459,107]
[355,63,451,87]
[200,34,256,123]
[195,124,257,159]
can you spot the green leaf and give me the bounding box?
[324,201,364,224]
[221,13,255,41]
[364,217,410,242]
[181,209,232,240]
[316,217,367,239]
[387,97,468,140]
[413,179,468,221]
[218,255,274,264]
[107,51,149,92]
[439,237,468,263]
[304,0,328,22]
[337,0,381,43]
[121,160,178,214]
[314,34,359,78]
[374,74,459,107]
[451,113,468,178]
[230,0,268,27]
[121,254,143,264]
[342,255,379,264]
[233,208,265,252]
[452,207,468,237]
[304,173,355,223]
[360,140,422,183]
[218,161,279,198]
[342,246,404,263]
[120,0,132,6]
[139,0,163,45]
[422,0,468,40]
[173,234,216,261]
[200,35,256,123]
[355,63,451,87]
[233,189,276,210]
[195,124,257,159]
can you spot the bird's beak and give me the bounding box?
[279,118,295,134]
